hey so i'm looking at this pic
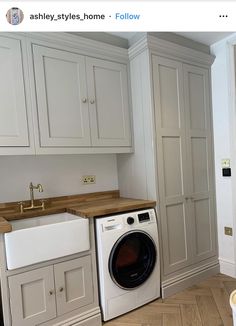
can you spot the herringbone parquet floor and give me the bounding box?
[103,273,236,326]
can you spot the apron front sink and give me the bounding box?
[4,213,90,270]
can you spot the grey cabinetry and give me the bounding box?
[32,45,131,151]
[0,35,34,154]
[8,256,94,326]
[55,256,93,316]
[0,32,132,154]
[32,46,91,148]
[119,35,218,296]
[152,56,217,276]
[9,266,56,326]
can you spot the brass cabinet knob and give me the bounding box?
[90,99,95,104]
[82,98,87,103]
[59,287,64,292]
[49,290,54,296]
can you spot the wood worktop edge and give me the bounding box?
[0,190,156,233]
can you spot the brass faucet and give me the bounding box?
[19,182,45,213]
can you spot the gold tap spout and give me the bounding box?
[20,182,45,212]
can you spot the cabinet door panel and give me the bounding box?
[191,137,209,193]
[0,36,29,146]
[33,45,91,147]
[165,203,188,271]
[184,64,217,262]
[9,266,56,326]
[87,57,131,146]
[162,136,184,198]
[193,198,212,256]
[54,256,93,316]
[158,63,182,129]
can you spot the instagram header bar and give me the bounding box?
[0,1,235,31]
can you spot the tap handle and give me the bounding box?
[18,201,24,213]
[39,199,47,210]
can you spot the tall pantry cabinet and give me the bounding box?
[118,34,219,296]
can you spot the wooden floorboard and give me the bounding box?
[103,273,235,326]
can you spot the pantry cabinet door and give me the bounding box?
[32,45,91,147]
[8,266,56,326]
[0,36,30,147]
[183,64,217,263]
[54,256,94,316]
[152,56,193,275]
[86,57,131,147]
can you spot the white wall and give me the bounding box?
[117,50,157,201]
[0,155,118,203]
[211,34,236,276]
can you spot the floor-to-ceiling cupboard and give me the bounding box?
[118,34,219,296]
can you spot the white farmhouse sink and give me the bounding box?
[4,213,90,270]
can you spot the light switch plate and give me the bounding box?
[221,159,230,168]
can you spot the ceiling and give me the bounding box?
[175,32,234,45]
[109,32,234,46]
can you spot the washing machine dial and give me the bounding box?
[127,217,135,225]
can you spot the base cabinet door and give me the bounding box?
[8,266,56,326]
[54,256,94,316]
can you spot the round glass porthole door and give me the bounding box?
[109,231,156,289]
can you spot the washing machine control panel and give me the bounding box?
[138,212,150,223]
[125,209,156,226]
[100,209,156,232]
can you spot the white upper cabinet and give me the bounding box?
[33,46,91,147]
[87,58,131,147]
[0,36,33,154]
[0,33,132,154]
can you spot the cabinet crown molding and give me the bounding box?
[5,32,129,63]
[129,34,215,66]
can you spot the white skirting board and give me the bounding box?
[219,258,236,278]
[161,260,220,298]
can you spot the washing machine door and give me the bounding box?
[109,230,156,289]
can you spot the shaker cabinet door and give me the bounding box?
[86,57,131,147]
[8,266,56,326]
[153,56,217,277]
[54,256,94,316]
[0,36,30,147]
[32,45,91,147]
[152,56,192,275]
[183,64,217,263]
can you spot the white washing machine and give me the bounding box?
[95,208,160,321]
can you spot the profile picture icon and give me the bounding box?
[6,7,24,25]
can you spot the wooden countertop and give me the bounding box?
[0,191,156,233]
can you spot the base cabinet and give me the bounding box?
[8,256,94,326]
[9,266,56,326]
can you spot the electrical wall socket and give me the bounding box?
[224,226,233,236]
[82,175,96,185]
